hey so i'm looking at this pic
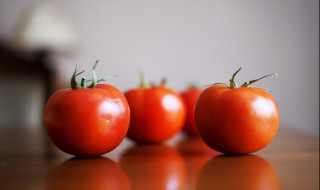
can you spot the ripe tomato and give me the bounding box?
[194,68,279,154]
[44,62,130,157]
[180,86,202,136]
[124,75,186,143]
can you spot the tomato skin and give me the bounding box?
[181,88,202,136]
[124,86,186,143]
[44,84,130,157]
[194,85,279,154]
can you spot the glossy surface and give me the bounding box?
[46,157,131,190]
[197,155,280,190]
[180,87,202,136]
[124,86,186,143]
[44,84,130,157]
[120,144,186,190]
[0,126,318,190]
[195,85,279,154]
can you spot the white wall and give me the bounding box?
[0,0,318,136]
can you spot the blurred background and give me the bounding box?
[0,0,318,136]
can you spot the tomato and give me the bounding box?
[196,155,280,190]
[124,75,186,143]
[180,86,202,136]
[46,157,131,190]
[44,62,130,157]
[194,68,279,154]
[119,144,186,190]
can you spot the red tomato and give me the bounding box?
[44,62,130,157]
[180,87,202,136]
[124,76,186,143]
[194,68,279,154]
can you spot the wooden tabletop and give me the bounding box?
[0,126,318,190]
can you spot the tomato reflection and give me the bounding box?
[46,157,130,190]
[119,144,186,190]
[176,136,219,156]
[196,155,280,190]
[175,136,220,189]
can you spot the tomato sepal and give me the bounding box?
[71,60,107,89]
[205,67,278,91]
[139,72,167,88]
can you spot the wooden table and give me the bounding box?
[0,126,318,190]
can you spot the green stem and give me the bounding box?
[88,60,99,88]
[71,65,85,89]
[160,77,167,86]
[203,68,277,91]
[70,60,104,89]
[240,73,278,87]
[229,67,241,89]
[140,72,150,88]
[81,77,87,88]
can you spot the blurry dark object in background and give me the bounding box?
[0,41,59,105]
[0,1,80,127]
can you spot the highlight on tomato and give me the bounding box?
[180,86,202,136]
[194,68,279,155]
[44,61,130,157]
[124,73,186,143]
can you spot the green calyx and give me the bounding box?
[71,60,105,89]
[210,67,278,91]
[139,72,150,88]
[139,72,167,88]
